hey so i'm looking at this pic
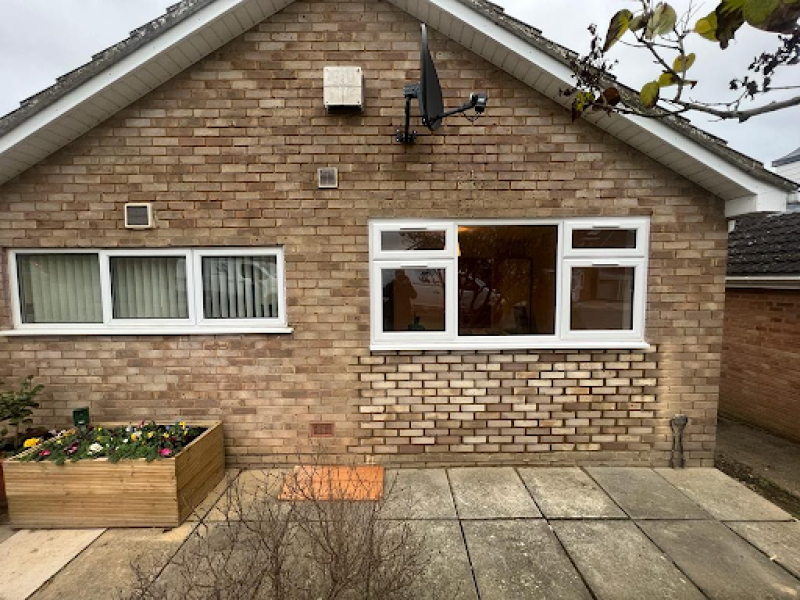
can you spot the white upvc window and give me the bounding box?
[6,248,289,336]
[369,218,649,350]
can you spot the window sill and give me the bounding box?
[370,340,651,351]
[0,326,294,337]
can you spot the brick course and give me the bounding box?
[720,288,800,443]
[0,0,725,466]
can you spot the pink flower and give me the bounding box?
[39,449,51,457]
[159,448,173,457]
[66,443,79,455]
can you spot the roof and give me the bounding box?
[728,211,800,276]
[773,146,800,168]
[0,0,796,215]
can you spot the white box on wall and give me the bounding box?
[323,66,364,111]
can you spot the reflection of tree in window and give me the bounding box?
[381,230,446,252]
[457,226,557,336]
[570,267,634,330]
[381,269,445,332]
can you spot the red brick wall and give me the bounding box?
[0,0,726,466]
[720,288,800,443]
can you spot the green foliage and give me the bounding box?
[603,9,633,51]
[673,52,697,72]
[640,81,661,107]
[18,421,205,464]
[0,375,44,452]
[697,0,800,48]
[646,3,678,39]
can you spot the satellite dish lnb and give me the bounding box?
[396,24,488,144]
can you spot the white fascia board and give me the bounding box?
[0,0,268,179]
[403,0,791,213]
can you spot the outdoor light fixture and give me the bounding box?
[396,24,489,144]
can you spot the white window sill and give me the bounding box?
[0,327,294,337]
[370,340,651,351]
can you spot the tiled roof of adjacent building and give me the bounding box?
[728,211,800,276]
[773,146,800,168]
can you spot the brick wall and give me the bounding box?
[0,0,726,466]
[720,288,800,443]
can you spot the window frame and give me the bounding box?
[6,247,290,336]
[369,218,649,350]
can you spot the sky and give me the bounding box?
[0,0,798,165]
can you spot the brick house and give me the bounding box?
[722,212,800,443]
[0,0,796,467]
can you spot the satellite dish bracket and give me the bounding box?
[396,84,420,144]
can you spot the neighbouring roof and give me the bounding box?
[773,146,800,168]
[0,0,796,214]
[728,211,800,276]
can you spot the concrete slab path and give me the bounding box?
[5,466,800,599]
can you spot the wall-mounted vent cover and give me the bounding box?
[317,167,339,189]
[310,422,335,438]
[323,66,364,111]
[124,203,154,229]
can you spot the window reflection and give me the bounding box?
[381,230,446,252]
[572,229,636,249]
[570,267,634,330]
[457,225,557,336]
[381,268,446,332]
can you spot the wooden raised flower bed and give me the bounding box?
[3,421,224,528]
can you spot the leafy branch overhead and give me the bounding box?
[566,0,800,122]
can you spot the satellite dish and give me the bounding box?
[396,24,488,144]
[419,24,444,131]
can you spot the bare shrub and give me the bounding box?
[123,463,429,600]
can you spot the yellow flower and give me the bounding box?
[23,438,41,448]
[130,433,138,442]
[179,421,186,429]
[163,433,170,439]
[147,432,154,439]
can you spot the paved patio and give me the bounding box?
[3,467,800,599]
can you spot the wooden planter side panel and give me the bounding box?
[5,422,224,528]
[175,423,225,522]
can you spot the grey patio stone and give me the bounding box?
[448,467,541,519]
[518,467,626,519]
[727,521,800,579]
[463,519,592,600]
[639,520,800,599]
[552,520,705,600]
[382,468,457,520]
[408,520,479,600]
[586,468,709,520]
[655,468,793,521]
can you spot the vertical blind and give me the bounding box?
[16,254,103,323]
[202,256,279,319]
[111,256,189,319]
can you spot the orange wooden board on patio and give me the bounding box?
[279,465,385,501]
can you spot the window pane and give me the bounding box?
[16,254,102,323]
[202,255,279,319]
[572,229,636,249]
[570,267,635,330]
[381,268,445,332]
[381,230,446,252]
[457,225,557,336]
[111,256,188,319]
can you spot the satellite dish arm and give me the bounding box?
[427,93,488,124]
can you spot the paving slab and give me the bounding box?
[193,468,289,522]
[463,519,591,600]
[727,521,800,579]
[30,524,194,600]
[656,468,793,521]
[382,469,457,520]
[408,520,479,600]
[586,468,709,520]
[0,528,104,600]
[518,468,625,519]
[553,520,705,600]
[639,520,800,599]
[448,467,541,519]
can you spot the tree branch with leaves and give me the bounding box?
[566,0,800,123]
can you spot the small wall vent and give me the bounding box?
[124,203,154,229]
[317,167,339,189]
[310,422,335,438]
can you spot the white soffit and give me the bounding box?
[0,0,793,216]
